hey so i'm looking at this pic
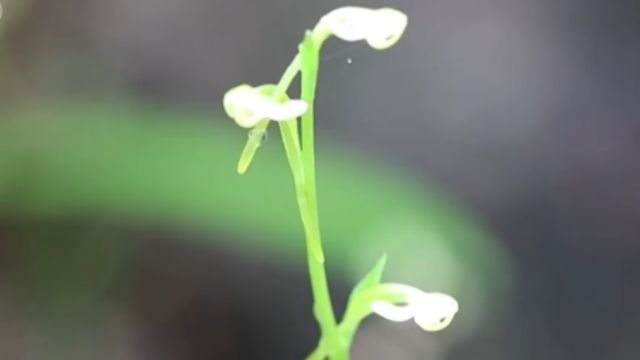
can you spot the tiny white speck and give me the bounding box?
[347,58,352,64]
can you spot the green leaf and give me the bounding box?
[0,101,512,328]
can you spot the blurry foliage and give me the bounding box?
[0,101,512,333]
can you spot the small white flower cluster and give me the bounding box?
[222,5,460,336]
[370,284,459,332]
[222,6,408,129]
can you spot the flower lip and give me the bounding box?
[369,284,459,332]
[411,292,459,332]
[365,8,408,50]
[316,6,408,50]
[223,84,308,128]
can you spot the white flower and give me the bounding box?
[223,84,308,128]
[316,7,408,50]
[370,284,459,332]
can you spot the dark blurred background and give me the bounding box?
[0,0,639,359]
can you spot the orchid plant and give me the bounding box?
[223,6,459,359]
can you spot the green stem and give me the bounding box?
[280,114,343,355]
[299,32,349,360]
[279,119,339,360]
[306,345,327,360]
[274,55,301,97]
[299,34,321,262]
[272,32,349,359]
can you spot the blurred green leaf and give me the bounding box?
[0,101,513,329]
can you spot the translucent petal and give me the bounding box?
[412,292,459,332]
[223,84,308,128]
[317,7,408,50]
[365,8,408,50]
[319,7,373,42]
[266,100,309,121]
[369,284,458,332]
[370,300,415,322]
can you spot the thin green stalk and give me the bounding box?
[238,56,302,174]
[299,32,321,251]
[271,32,345,359]
[279,119,339,359]
[306,345,326,360]
[298,32,348,360]
[279,121,304,189]
[274,55,301,97]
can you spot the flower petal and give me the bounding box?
[368,284,459,332]
[264,99,309,121]
[365,8,408,50]
[370,300,415,322]
[412,292,459,332]
[223,84,308,128]
[318,7,373,42]
[316,7,407,50]
[223,85,264,128]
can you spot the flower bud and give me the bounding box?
[316,7,408,50]
[370,284,459,332]
[223,84,308,128]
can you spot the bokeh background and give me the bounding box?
[0,0,638,359]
